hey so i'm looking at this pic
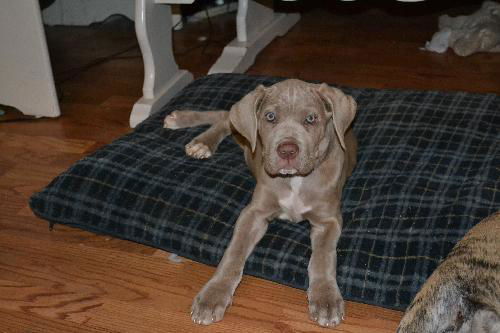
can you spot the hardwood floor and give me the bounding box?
[1,2,499,332]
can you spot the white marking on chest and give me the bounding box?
[278,177,311,222]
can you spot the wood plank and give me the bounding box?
[0,308,109,333]
[0,229,402,333]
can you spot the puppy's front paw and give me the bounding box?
[308,281,345,328]
[185,141,212,159]
[191,282,233,325]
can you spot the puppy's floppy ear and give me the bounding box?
[317,83,357,151]
[229,85,266,152]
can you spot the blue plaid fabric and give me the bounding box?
[30,74,500,310]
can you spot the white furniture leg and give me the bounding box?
[0,0,60,118]
[208,0,300,74]
[130,0,194,128]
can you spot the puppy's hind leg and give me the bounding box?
[164,110,228,129]
[186,116,232,159]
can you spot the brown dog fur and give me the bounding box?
[398,212,500,333]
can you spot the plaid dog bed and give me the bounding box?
[30,73,500,311]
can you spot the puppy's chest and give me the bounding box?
[277,177,312,222]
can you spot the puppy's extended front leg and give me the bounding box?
[185,118,231,159]
[164,110,231,159]
[191,203,270,325]
[305,210,344,328]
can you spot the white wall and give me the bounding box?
[42,0,134,26]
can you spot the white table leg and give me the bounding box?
[0,0,60,118]
[208,0,300,74]
[130,0,193,128]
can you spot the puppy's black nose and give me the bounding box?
[277,141,299,160]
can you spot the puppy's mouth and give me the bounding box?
[267,166,312,178]
[275,157,299,174]
[278,168,298,175]
[264,159,313,177]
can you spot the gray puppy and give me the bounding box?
[164,79,357,328]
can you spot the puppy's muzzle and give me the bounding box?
[275,139,301,175]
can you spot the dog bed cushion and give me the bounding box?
[30,73,500,311]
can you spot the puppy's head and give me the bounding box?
[229,79,356,177]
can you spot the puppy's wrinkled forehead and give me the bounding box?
[262,79,321,112]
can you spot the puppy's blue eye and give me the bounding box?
[265,112,276,122]
[305,114,317,124]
